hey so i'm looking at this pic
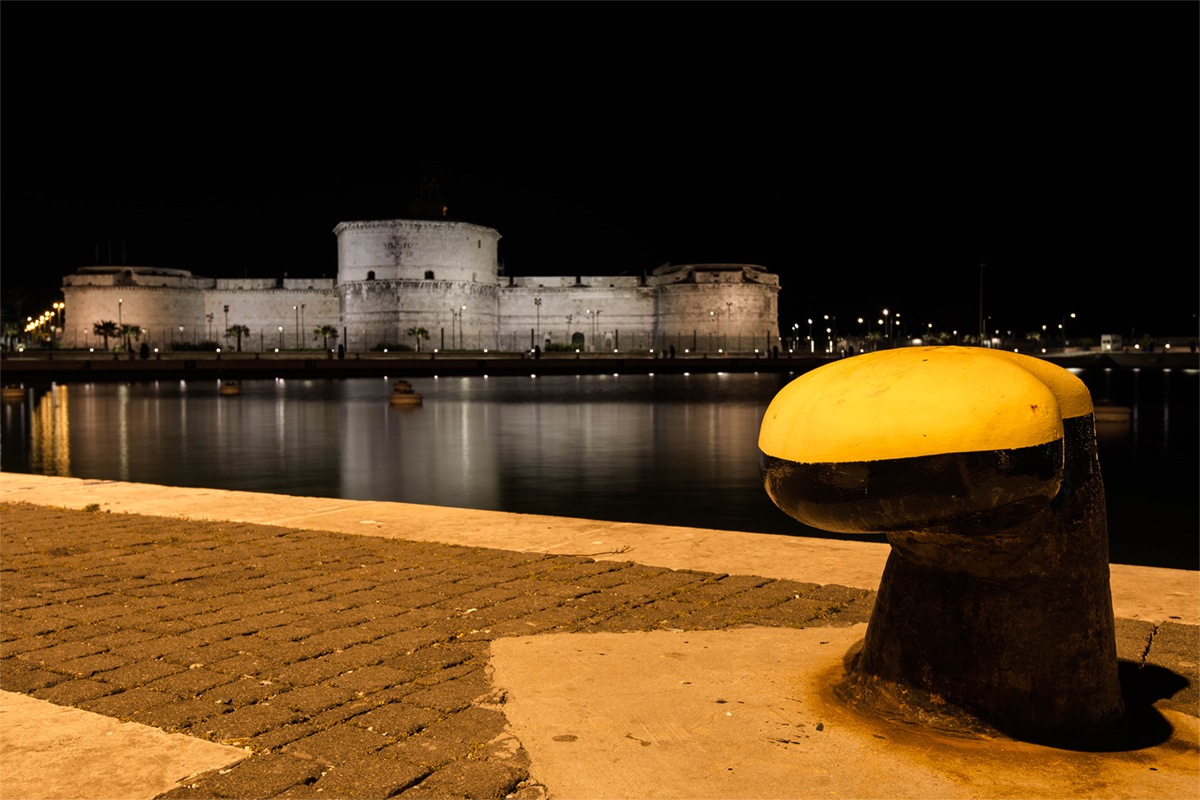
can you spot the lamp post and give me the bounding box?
[294,306,299,349]
[725,302,732,351]
[534,297,542,349]
[118,298,123,329]
[179,326,184,346]
[566,314,573,348]
[449,306,466,349]
[278,326,284,349]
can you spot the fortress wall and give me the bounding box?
[654,281,781,352]
[335,220,501,284]
[338,279,499,351]
[61,284,208,350]
[499,283,656,351]
[206,287,340,350]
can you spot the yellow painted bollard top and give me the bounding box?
[758,347,1095,534]
[759,346,1092,464]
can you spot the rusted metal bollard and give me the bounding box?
[759,346,1122,738]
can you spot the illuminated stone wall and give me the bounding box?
[61,225,782,353]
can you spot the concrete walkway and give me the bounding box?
[1,474,1196,799]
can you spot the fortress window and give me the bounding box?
[366,271,376,281]
[425,271,435,280]
[478,240,481,248]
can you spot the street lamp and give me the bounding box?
[534,297,542,349]
[118,298,123,328]
[278,326,284,349]
[294,306,299,349]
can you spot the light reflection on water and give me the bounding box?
[1,370,1195,570]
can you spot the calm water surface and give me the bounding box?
[2,369,1195,570]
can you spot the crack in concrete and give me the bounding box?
[1140,624,1159,668]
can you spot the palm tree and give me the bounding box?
[226,324,251,352]
[2,321,20,352]
[406,326,430,352]
[93,320,120,350]
[120,324,142,351]
[313,325,339,349]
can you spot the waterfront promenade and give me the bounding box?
[2,347,1196,384]
[0,474,1196,799]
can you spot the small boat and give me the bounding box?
[219,381,241,396]
[2,385,25,401]
[389,380,423,405]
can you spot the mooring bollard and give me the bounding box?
[759,346,1122,738]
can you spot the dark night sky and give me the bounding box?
[3,4,1196,343]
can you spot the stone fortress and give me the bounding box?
[62,205,781,354]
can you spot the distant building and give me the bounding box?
[63,218,781,353]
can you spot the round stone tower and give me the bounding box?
[334,219,502,351]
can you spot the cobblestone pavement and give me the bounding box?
[1,503,878,799]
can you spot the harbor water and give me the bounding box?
[2,369,1195,570]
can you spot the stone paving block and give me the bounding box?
[0,664,65,693]
[384,706,508,770]
[45,622,120,643]
[268,658,347,687]
[131,698,232,731]
[201,676,286,708]
[159,639,246,668]
[253,623,318,644]
[275,684,357,715]
[374,625,459,656]
[30,677,115,706]
[0,636,58,657]
[404,669,491,714]
[750,598,833,628]
[18,639,104,667]
[412,661,486,689]
[247,721,320,753]
[79,686,174,717]
[208,651,287,678]
[195,752,323,798]
[386,644,481,675]
[400,757,526,800]
[285,723,396,765]
[85,628,156,650]
[57,603,130,624]
[723,579,818,609]
[144,667,236,697]
[306,753,430,799]
[351,702,442,738]
[328,665,415,693]
[57,651,129,677]
[302,625,378,652]
[670,602,755,629]
[319,643,393,670]
[189,702,306,744]
[802,582,867,604]
[93,659,186,689]
[679,574,775,599]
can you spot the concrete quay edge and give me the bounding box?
[2,473,1196,626]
